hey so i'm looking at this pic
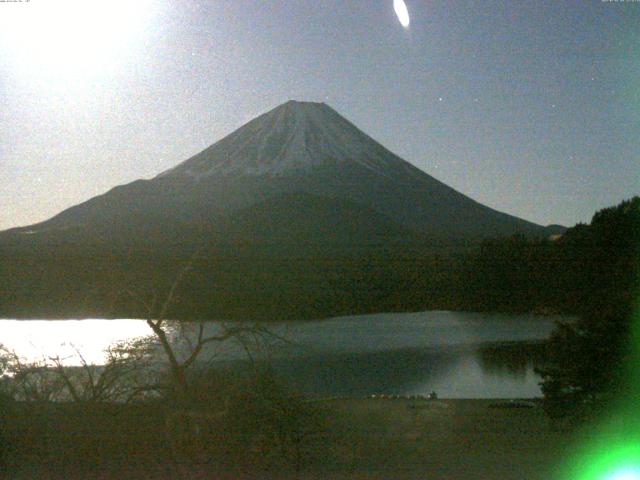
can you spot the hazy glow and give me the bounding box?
[393,0,410,28]
[563,440,640,480]
[606,469,640,480]
[559,288,640,480]
[0,0,152,79]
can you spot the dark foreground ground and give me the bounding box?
[306,398,570,480]
[2,398,572,480]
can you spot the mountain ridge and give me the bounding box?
[3,100,561,240]
[0,100,567,320]
[157,100,413,179]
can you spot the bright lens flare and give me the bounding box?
[606,468,640,480]
[0,0,152,78]
[393,0,410,28]
[565,441,640,480]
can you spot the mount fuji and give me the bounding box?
[5,100,558,241]
[0,101,563,319]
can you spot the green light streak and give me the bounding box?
[561,272,640,480]
[565,441,640,480]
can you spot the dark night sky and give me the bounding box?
[1,0,638,230]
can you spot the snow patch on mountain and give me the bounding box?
[158,101,408,179]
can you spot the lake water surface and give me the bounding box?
[0,311,562,398]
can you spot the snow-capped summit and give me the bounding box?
[4,100,561,241]
[0,99,565,319]
[160,100,409,179]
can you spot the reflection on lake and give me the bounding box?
[0,319,152,365]
[0,311,562,398]
[219,342,550,399]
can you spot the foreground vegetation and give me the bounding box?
[0,197,636,478]
[1,198,636,322]
[535,197,639,423]
[1,395,571,480]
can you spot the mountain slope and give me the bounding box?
[0,100,565,319]
[6,100,557,241]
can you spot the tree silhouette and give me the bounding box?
[536,197,640,423]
